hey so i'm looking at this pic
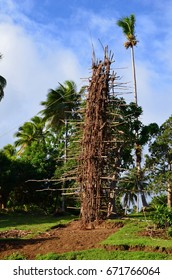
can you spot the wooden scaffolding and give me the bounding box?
[77,47,126,228]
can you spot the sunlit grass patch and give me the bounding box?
[102,220,172,249]
[36,249,172,260]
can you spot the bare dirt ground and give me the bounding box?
[0,220,123,259]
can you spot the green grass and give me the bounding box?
[2,212,172,260]
[0,211,76,236]
[35,217,172,260]
[36,249,172,260]
[4,252,27,260]
[102,220,172,249]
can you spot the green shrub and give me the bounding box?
[150,194,167,208]
[167,227,172,237]
[152,205,172,228]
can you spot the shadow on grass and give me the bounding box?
[0,211,77,230]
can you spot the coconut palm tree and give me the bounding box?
[40,80,83,211]
[40,79,83,167]
[119,168,149,213]
[2,144,17,159]
[117,14,138,105]
[14,116,46,154]
[40,80,83,157]
[40,80,82,129]
[117,15,150,209]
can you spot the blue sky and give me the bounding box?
[0,0,172,148]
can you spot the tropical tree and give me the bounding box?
[113,98,159,209]
[13,117,62,211]
[146,115,172,208]
[117,14,138,105]
[0,53,7,101]
[0,151,12,208]
[1,144,17,159]
[40,80,83,167]
[14,115,59,176]
[0,149,37,209]
[117,15,153,209]
[40,80,83,211]
[14,116,46,154]
[118,167,151,213]
[119,169,138,212]
[117,14,139,183]
[40,80,82,130]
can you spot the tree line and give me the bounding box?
[0,78,171,214]
[0,15,171,216]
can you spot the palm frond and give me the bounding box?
[0,75,7,101]
[130,14,136,35]
[117,14,138,48]
[40,80,81,130]
[117,19,130,35]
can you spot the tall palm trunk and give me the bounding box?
[131,46,148,209]
[131,45,140,210]
[131,46,138,106]
[167,183,172,209]
[167,162,172,208]
[61,118,68,212]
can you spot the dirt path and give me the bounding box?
[0,220,123,259]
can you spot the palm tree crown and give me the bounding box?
[117,14,138,106]
[117,14,138,49]
[40,80,82,130]
[14,116,46,154]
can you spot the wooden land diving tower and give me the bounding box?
[78,46,124,228]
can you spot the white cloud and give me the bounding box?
[1,0,172,148]
[0,6,87,148]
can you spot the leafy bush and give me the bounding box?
[150,194,167,208]
[152,205,172,228]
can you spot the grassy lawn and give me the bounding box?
[102,220,172,248]
[0,211,75,236]
[36,217,172,260]
[36,249,172,260]
[1,211,172,260]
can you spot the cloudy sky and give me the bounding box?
[0,0,172,148]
